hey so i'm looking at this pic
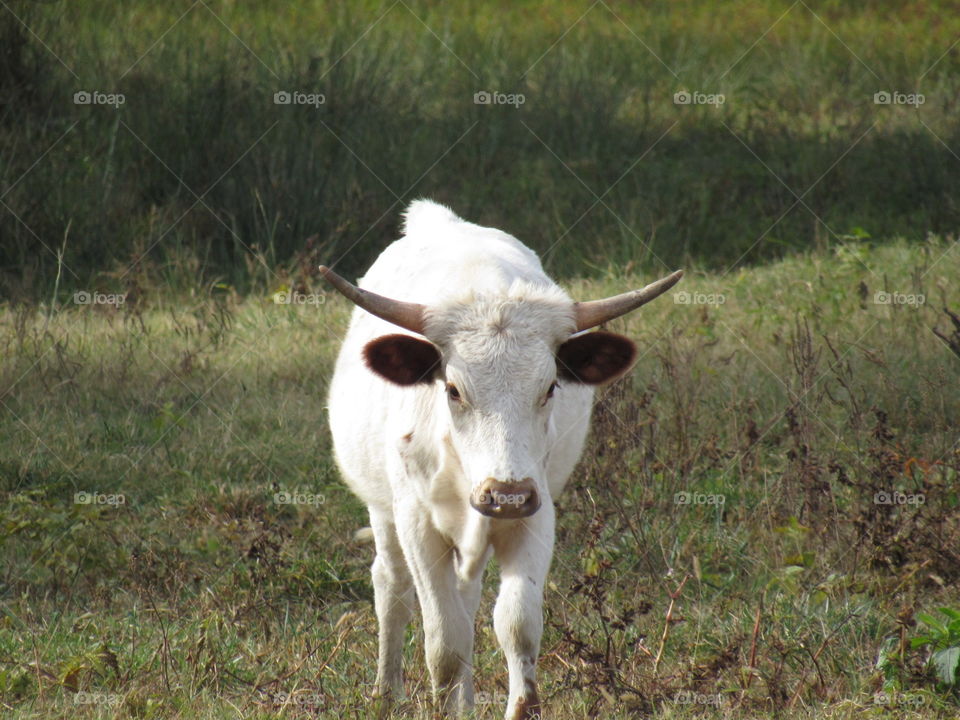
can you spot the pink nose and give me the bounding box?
[470,477,540,519]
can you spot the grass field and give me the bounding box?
[2,0,960,292]
[3,0,960,718]
[2,237,960,718]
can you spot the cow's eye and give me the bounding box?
[446,383,462,402]
[543,381,558,403]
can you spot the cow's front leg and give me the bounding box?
[492,503,555,720]
[369,511,415,698]
[395,499,474,715]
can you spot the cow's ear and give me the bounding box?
[556,331,636,385]
[363,334,441,386]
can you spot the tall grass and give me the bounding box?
[2,0,960,297]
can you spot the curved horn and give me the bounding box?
[574,269,684,331]
[319,265,427,335]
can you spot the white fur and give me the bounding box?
[327,200,596,719]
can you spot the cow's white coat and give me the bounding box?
[327,200,606,718]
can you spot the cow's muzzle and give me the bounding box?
[470,477,541,519]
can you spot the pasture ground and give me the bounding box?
[2,238,960,718]
[3,1,960,717]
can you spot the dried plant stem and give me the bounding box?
[746,603,762,689]
[654,574,689,675]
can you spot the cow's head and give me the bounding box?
[320,266,682,520]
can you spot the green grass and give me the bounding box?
[2,238,960,718]
[2,0,960,295]
[3,1,960,716]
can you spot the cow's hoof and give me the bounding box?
[371,686,397,719]
[507,686,541,720]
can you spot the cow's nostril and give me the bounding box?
[470,477,541,519]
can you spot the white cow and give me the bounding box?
[322,200,681,719]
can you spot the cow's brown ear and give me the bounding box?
[363,334,441,386]
[556,331,636,385]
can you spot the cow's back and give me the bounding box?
[360,200,549,308]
